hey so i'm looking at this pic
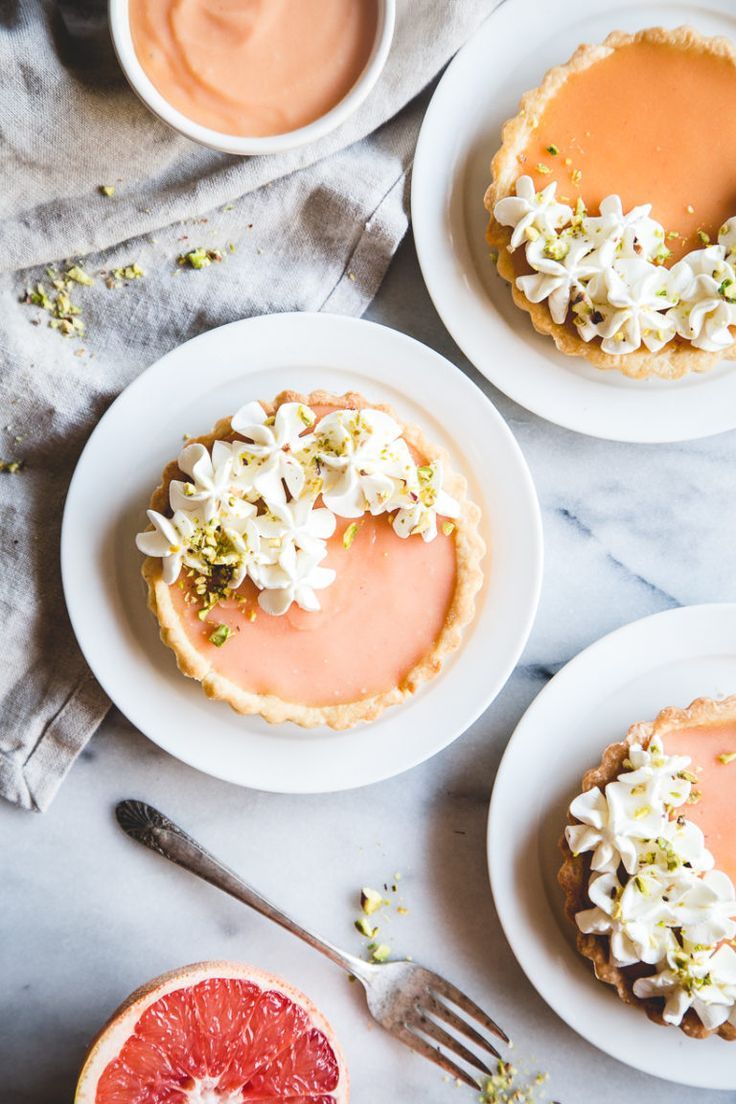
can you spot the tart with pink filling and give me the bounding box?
[559,696,736,1039]
[485,26,736,379]
[136,390,484,729]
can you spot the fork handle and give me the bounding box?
[116,800,371,981]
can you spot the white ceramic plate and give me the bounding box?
[62,313,542,794]
[412,0,736,443]
[487,603,736,1089]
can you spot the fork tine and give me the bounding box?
[429,976,509,1043]
[393,1024,481,1090]
[411,1012,494,1077]
[421,992,501,1059]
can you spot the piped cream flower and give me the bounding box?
[231,400,314,503]
[254,544,336,616]
[494,175,573,252]
[392,460,460,543]
[634,945,736,1030]
[135,509,198,585]
[169,440,239,521]
[255,496,336,561]
[575,868,677,967]
[314,408,415,518]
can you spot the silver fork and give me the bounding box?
[116,799,508,1089]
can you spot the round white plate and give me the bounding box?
[62,313,542,794]
[412,0,736,443]
[487,603,736,1089]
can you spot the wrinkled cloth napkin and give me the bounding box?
[0,0,497,811]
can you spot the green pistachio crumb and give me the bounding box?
[697,230,711,245]
[717,751,736,765]
[354,917,378,938]
[370,944,391,963]
[99,185,115,197]
[546,144,559,156]
[178,247,224,269]
[441,520,455,537]
[536,163,551,174]
[360,887,384,915]
[65,265,93,286]
[111,262,144,283]
[0,459,24,473]
[343,522,358,550]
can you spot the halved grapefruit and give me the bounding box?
[75,961,349,1103]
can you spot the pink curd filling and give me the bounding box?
[170,513,457,708]
[664,723,736,885]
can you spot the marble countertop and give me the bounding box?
[3,235,735,1103]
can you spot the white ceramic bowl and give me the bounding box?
[108,0,395,155]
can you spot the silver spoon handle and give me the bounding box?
[116,800,370,980]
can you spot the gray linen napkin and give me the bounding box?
[0,0,496,812]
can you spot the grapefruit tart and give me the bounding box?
[75,960,349,1102]
[559,696,736,1039]
[135,390,484,729]
[485,27,736,379]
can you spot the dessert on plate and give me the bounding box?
[135,390,484,729]
[559,696,736,1039]
[485,26,736,379]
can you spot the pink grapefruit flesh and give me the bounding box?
[75,961,348,1104]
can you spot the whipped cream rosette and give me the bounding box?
[560,713,736,1039]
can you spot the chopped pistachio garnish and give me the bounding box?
[719,278,736,302]
[571,168,582,185]
[633,805,651,820]
[717,751,736,765]
[178,247,224,269]
[23,272,88,338]
[360,887,384,915]
[441,520,455,537]
[546,143,559,156]
[697,230,711,245]
[99,184,115,197]
[208,623,231,647]
[0,459,24,473]
[66,265,93,286]
[480,1060,549,1104]
[110,262,144,283]
[535,163,551,174]
[370,944,391,963]
[343,522,359,550]
[543,236,569,261]
[354,917,378,938]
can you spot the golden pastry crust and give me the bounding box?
[484,26,736,380]
[558,695,736,1040]
[140,390,485,730]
